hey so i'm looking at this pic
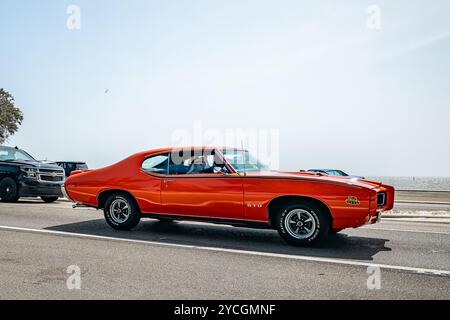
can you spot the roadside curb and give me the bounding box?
[381,214,450,224]
[382,217,450,224]
[382,214,450,219]
[395,200,450,205]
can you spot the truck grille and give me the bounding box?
[377,192,386,206]
[39,168,63,173]
[40,175,64,182]
[38,169,65,183]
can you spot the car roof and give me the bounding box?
[135,146,246,156]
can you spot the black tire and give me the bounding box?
[330,228,344,234]
[0,177,20,202]
[104,193,141,230]
[275,201,330,246]
[41,196,59,203]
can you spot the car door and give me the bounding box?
[138,152,170,213]
[160,149,244,219]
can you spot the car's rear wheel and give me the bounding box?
[0,177,20,202]
[104,193,141,230]
[41,196,59,203]
[275,202,330,246]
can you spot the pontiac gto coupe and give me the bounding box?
[63,147,394,246]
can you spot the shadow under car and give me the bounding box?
[45,218,391,261]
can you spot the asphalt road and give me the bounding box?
[0,200,449,299]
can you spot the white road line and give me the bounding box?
[0,204,74,209]
[0,225,449,277]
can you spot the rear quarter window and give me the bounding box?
[142,154,169,175]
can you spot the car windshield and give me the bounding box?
[0,146,35,162]
[220,149,269,173]
[325,170,348,176]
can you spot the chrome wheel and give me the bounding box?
[110,198,130,224]
[284,209,316,239]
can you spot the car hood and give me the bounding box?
[242,170,382,189]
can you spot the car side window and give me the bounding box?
[142,154,169,175]
[169,150,227,175]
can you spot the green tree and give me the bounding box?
[0,88,24,144]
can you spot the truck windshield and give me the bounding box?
[76,163,88,170]
[0,146,36,162]
[220,149,269,173]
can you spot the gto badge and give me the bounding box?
[346,196,360,205]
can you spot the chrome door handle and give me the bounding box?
[164,178,173,188]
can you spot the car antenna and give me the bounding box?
[241,140,246,177]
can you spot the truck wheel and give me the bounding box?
[0,177,19,202]
[41,196,59,203]
[275,202,330,246]
[104,193,141,230]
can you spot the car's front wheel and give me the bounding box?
[275,202,330,246]
[0,177,20,202]
[104,193,141,230]
[41,196,59,203]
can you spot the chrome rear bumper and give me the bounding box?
[61,184,74,202]
[61,185,94,209]
[367,211,381,224]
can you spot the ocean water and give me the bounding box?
[368,176,450,191]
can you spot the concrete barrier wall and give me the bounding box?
[395,190,450,204]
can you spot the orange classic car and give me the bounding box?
[62,147,394,246]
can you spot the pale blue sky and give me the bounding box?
[1,0,450,176]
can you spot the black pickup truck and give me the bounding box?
[0,146,65,203]
[56,161,88,177]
